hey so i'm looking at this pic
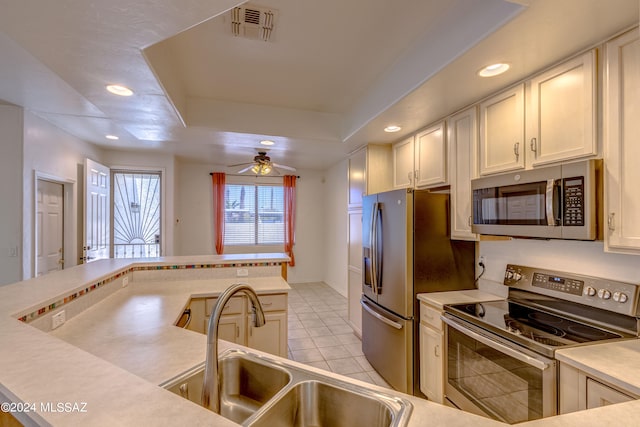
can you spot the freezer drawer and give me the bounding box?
[361,297,413,393]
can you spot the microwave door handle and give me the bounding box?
[546,179,557,226]
[442,316,549,370]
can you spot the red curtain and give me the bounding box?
[283,175,296,266]
[212,172,226,254]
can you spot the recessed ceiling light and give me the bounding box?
[105,135,119,140]
[260,140,275,146]
[106,84,134,96]
[384,125,402,133]
[478,63,510,77]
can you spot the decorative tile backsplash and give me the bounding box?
[18,261,282,323]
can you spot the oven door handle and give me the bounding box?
[442,316,549,371]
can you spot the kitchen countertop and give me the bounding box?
[417,289,504,309]
[2,258,640,426]
[556,339,640,397]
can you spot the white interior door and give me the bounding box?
[84,159,110,263]
[36,179,64,276]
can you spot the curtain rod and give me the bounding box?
[209,172,300,178]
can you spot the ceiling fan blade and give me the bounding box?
[228,162,253,167]
[237,165,255,174]
[273,162,297,171]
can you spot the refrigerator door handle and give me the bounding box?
[369,202,378,294]
[371,202,383,295]
[361,298,403,330]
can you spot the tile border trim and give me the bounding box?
[18,261,281,323]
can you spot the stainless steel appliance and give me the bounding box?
[443,264,640,424]
[361,189,476,395]
[471,159,601,240]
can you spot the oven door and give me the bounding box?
[442,315,557,424]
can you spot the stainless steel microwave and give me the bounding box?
[471,159,601,240]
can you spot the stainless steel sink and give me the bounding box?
[163,349,412,427]
[249,380,395,427]
[163,351,291,424]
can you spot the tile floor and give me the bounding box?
[287,282,391,388]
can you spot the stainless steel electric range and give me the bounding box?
[442,264,640,424]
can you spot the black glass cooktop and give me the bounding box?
[444,299,629,356]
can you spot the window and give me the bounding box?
[112,171,161,258]
[224,184,284,245]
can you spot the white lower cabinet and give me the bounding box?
[185,293,288,357]
[559,362,638,414]
[419,301,444,403]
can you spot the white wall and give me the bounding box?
[102,150,176,257]
[321,158,349,297]
[478,239,640,286]
[173,159,326,284]
[22,110,104,280]
[0,105,24,285]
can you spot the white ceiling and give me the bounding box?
[0,0,637,171]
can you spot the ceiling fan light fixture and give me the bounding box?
[251,163,272,175]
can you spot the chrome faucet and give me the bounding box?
[202,283,266,413]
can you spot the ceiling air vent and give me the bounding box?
[230,5,278,42]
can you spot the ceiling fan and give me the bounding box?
[229,151,297,175]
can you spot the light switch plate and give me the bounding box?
[122,276,129,287]
[52,310,66,330]
[236,268,249,277]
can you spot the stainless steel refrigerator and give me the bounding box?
[361,188,475,395]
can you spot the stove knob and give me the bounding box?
[597,289,612,300]
[613,292,628,303]
[512,272,522,281]
[505,271,514,280]
[584,286,597,297]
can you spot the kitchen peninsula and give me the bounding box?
[2,255,640,427]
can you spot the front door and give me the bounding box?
[83,159,110,262]
[36,179,64,276]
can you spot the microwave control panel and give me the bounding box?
[563,176,584,226]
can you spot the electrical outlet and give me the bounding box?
[236,268,249,277]
[52,310,66,330]
[122,276,129,287]
[478,255,486,266]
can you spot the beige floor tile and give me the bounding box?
[291,348,325,363]
[326,357,364,375]
[288,337,317,350]
[318,345,352,360]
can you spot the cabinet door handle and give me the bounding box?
[530,137,537,153]
[237,325,241,338]
[608,213,616,231]
[434,344,440,358]
[468,216,472,227]
[513,142,520,160]
[415,170,419,182]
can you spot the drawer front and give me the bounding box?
[257,294,287,312]
[205,296,244,315]
[420,302,442,331]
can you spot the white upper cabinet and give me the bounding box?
[604,29,640,254]
[414,122,447,188]
[392,136,415,189]
[348,144,392,207]
[392,121,447,189]
[528,50,597,166]
[448,107,478,241]
[479,84,526,175]
[479,50,598,176]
